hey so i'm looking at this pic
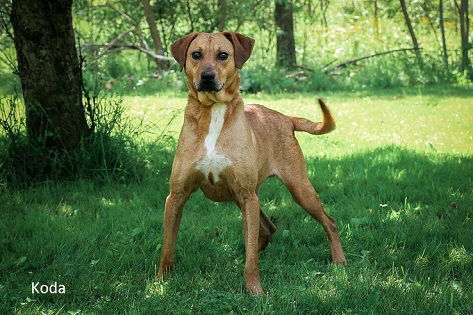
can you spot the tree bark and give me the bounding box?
[141,0,167,70]
[274,0,296,68]
[218,0,227,32]
[439,0,449,69]
[11,0,89,150]
[399,0,423,63]
[458,0,471,72]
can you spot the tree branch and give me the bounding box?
[93,3,149,50]
[0,1,14,41]
[325,47,422,73]
[83,43,174,62]
[0,48,18,73]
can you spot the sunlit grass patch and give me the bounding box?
[123,87,473,155]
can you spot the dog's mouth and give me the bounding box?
[196,80,223,92]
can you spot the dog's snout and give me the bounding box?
[200,71,215,81]
[197,69,221,92]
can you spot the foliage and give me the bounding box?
[1,89,472,313]
[2,0,471,95]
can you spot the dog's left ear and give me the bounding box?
[223,32,255,69]
[171,32,200,71]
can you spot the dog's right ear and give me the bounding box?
[223,32,255,69]
[171,32,200,72]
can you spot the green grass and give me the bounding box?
[1,86,473,313]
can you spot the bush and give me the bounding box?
[240,65,337,93]
[337,52,455,90]
[239,51,460,93]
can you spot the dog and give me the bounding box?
[157,32,346,295]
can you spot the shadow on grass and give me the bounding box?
[1,145,472,313]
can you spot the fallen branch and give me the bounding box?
[321,58,338,70]
[324,47,422,73]
[285,70,309,82]
[293,64,315,72]
[293,58,338,72]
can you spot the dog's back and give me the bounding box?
[244,99,335,149]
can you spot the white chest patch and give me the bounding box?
[196,102,232,183]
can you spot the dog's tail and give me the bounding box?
[290,99,336,135]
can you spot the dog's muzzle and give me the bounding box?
[197,71,222,92]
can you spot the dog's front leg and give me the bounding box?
[157,191,190,279]
[240,193,264,295]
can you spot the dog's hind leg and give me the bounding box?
[277,148,346,264]
[236,201,276,252]
[258,208,276,252]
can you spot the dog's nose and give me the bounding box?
[201,71,215,81]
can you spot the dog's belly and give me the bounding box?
[200,179,234,202]
[195,150,234,202]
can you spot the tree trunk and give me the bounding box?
[274,0,296,69]
[399,0,422,63]
[141,0,167,70]
[373,0,379,39]
[439,0,449,69]
[218,0,227,32]
[458,0,471,72]
[11,0,89,150]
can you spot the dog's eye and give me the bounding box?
[217,52,228,61]
[191,52,202,60]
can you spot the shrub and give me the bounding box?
[240,66,337,93]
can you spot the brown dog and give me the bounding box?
[157,32,346,295]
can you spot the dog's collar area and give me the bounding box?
[209,101,226,107]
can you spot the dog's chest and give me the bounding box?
[195,103,232,183]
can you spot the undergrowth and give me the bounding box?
[75,51,473,96]
[0,94,173,187]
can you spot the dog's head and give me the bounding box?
[171,32,254,104]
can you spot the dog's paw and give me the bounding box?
[246,281,264,296]
[332,257,347,265]
[156,262,174,280]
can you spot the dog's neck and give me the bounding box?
[184,72,245,133]
[187,72,242,108]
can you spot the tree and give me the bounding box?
[399,0,422,64]
[373,0,380,39]
[455,0,471,73]
[10,0,89,150]
[274,0,296,68]
[141,0,167,70]
[439,0,449,69]
[218,0,227,32]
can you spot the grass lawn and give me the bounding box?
[1,86,473,313]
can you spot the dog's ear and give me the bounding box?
[171,32,200,71]
[223,32,255,69]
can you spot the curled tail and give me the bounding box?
[290,99,336,135]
